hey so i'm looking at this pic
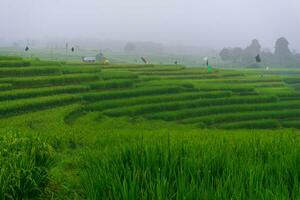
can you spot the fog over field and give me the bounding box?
[0,0,299,50]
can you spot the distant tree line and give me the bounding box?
[219,37,300,68]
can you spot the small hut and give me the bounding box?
[82,57,96,63]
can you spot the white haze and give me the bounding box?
[0,0,299,51]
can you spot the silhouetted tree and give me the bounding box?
[231,47,243,63]
[220,47,243,63]
[261,48,273,64]
[124,42,136,52]
[219,48,231,61]
[274,37,293,62]
[242,39,261,65]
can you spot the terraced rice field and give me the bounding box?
[0,56,299,129]
[1,55,300,199]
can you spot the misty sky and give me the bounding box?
[0,0,300,50]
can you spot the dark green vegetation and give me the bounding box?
[0,55,300,199]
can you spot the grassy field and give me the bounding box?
[0,55,300,199]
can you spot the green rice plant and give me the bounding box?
[194,82,286,92]
[147,100,300,121]
[0,85,90,101]
[64,107,86,124]
[250,82,286,88]
[293,83,300,91]
[0,83,12,91]
[104,95,278,117]
[89,79,136,89]
[284,77,300,84]
[30,60,65,66]
[80,135,300,199]
[164,71,243,79]
[86,91,232,112]
[220,72,244,78]
[0,74,99,88]
[100,64,155,69]
[205,77,282,84]
[137,69,211,76]
[83,86,192,102]
[188,109,300,126]
[0,134,54,199]
[140,74,221,80]
[0,67,62,77]
[218,119,281,129]
[0,56,23,61]
[192,83,255,92]
[256,87,295,95]
[0,61,31,67]
[282,120,300,128]
[100,71,138,80]
[278,92,300,100]
[137,79,196,89]
[0,94,81,116]
[61,66,102,74]
[128,65,184,72]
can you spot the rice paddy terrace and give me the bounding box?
[2,55,300,199]
[0,55,299,129]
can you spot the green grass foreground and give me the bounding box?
[0,106,299,199]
